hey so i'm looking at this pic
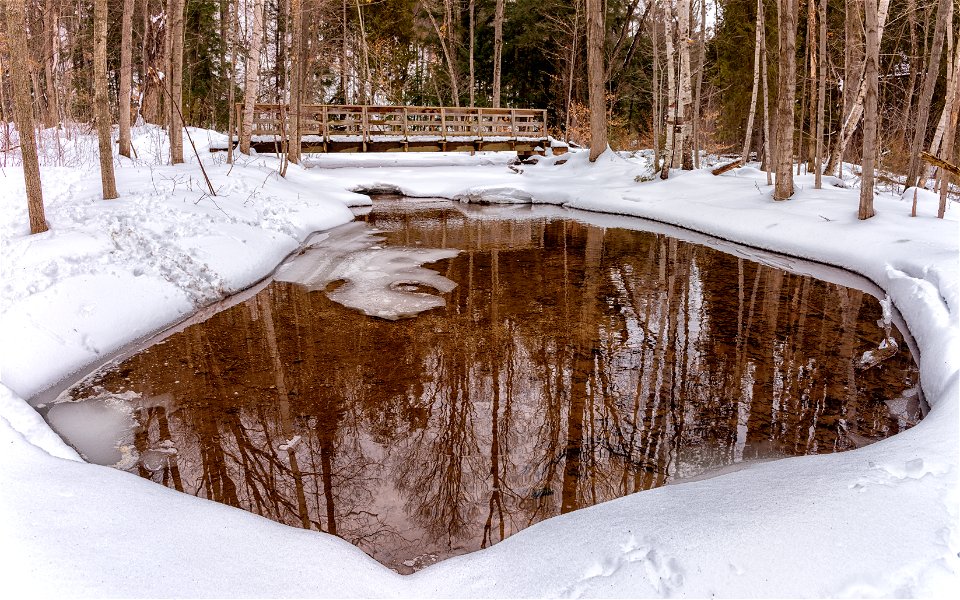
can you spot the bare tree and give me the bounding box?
[241,0,265,154]
[5,0,48,233]
[760,0,772,185]
[741,0,765,166]
[814,0,826,189]
[774,0,799,200]
[586,0,607,161]
[288,0,303,165]
[859,0,879,219]
[493,0,505,107]
[905,0,952,189]
[42,1,59,128]
[168,0,185,164]
[119,0,135,158]
[660,3,677,178]
[469,0,475,107]
[94,0,119,198]
[677,0,693,170]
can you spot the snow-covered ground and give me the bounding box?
[1,128,957,597]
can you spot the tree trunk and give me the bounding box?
[469,0,475,107]
[168,0,185,164]
[859,0,879,219]
[741,0,765,165]
[119,0,135,157]
[94,0,119,199]
[905,0,952,189]
[240,0,265,154]
[805,0,817,168]
[938,79,959,218]
[651,3,661,167]
[425,4,460,106]
[287,0,303,165]
[227,0,237,164]
[929,4,956,160]
[493,0,505,107]
[341,0,348,102]
[586,0,607,161]
[42,2,59,128]
[660,4,677,178]
[677,0,694,170]
[814,0,827,189]
[693,0,706,168]
[901,0,918,143]
[826,0,891,176]
[5,0,48,233]
[760,0,772,184]
[773,0,798,200]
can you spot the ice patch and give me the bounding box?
[45,396,137,466]
[275,222,459,320]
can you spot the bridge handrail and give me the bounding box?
[238,104,548,142]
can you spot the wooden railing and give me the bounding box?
[237,104,549,142]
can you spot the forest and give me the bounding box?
[3,0,959,228]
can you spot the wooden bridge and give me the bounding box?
[235,104,550,155]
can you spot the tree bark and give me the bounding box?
[693,0,706,168]
[94,0,119,198]
[651,3,661,166]
[287,0,303,164]
[469,0,475,107]
[240,0,265,154]
[119,0,135,157]
[905,0,952,189]
[660,3,677,178]
[929,4,956,160]
[773,0,798,200]
[227,0,237,163]
[586,0,607,161]
[168,0,185,164]
[826,0,890,176]
[760,0,772,184]
[42,1,59,128]
[677,0,694,170]
[741,0,765,166]
[814,0,826,189]
[859,0,879,219]
[493,0,505,108]
[5,0,48,233]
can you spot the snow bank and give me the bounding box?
[1,135,957,597]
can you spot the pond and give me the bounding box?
[39,198,922,573]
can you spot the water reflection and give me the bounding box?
[58,201,920,572]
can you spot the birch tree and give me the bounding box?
[677,0,694,170]
[741,0,765,166]
[859,0,879,219]
[493,0,505,108]
[814,0,826,189]
[240,0,265,154]
[660,4,677,178]
[905,0,953,189]
[5,0,48,233]
[94,0,119,198]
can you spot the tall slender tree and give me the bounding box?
[240,0,265,154]
[586,0,607,161]
[859,0,879,219]
[814,0,827,189]
[493,0,505,107]
[119,0,135,158]
[905,0,952,189]
[288,0,303,165]
[5,0,48,233]
[741,0,764,166]
[168,0,185,164]
[94,0,119,198]
[774,0,799,200]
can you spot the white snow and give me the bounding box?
[1,128,957,597]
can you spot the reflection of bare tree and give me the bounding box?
[64,205,920,570]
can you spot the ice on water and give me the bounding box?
[45,397,136,466]
[275,222,459,320]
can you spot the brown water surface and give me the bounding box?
[54,199,920,573]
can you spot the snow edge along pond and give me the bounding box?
[1,146,958,597]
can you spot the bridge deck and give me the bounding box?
[232,104,550,155]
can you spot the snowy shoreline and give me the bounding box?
[2,140,957,597]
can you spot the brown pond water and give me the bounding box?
[48,199,921,573]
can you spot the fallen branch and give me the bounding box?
[711,159,742,176]
[920,151,960,178]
